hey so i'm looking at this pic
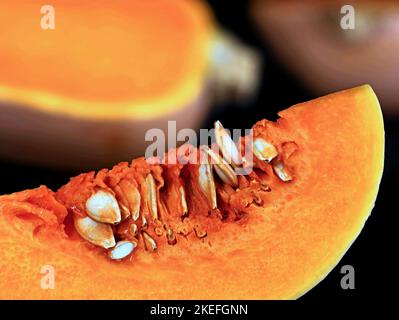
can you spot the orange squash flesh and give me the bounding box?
[0,85,384,299]
[0,0,213,119]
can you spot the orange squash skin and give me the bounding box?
[0,85,384,299]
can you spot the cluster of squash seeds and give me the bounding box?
[72,120,292,260]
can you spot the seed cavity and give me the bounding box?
[154,219,163,228]
[273,162,292,182]
[214,120,242,167]
[253,195,264,206]
[253,138,278,162]
[74,215,116,249]
[260,182,271,192]
[68,119,296,260]
[193,225,207,239]
[198,149,217,209]
[145,174,158,220]
[177,225,190,237]
[234,208,247,219]
[85,190,121,224]
[108,240,137,260]
[166,228,177,245]
[154,227,164,237]
[142,231,157,252]
[202,146,238,187]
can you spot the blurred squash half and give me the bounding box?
[0,0,216,169]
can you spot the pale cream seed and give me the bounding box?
[273,162,292,182]
[128,186,141,221]
[142,231,157,252]
[145,174,158,220]
[130,223,138,237]
[214,120,242,167]
[74,215,116,249]
[85,190,121,224]
[198,149,217,209]
[108,241,137,260]
[119,202,131,221]
[179,186,188,216]
[253,138,278,162]
[202,145,238,187]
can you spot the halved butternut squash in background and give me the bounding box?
[0,85,384,299]
[0,0,215,169]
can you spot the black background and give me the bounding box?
[0,0,396,305]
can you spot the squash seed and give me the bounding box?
[202,145,238,187]
[193,225,207,239]
[127,185,141,221]
[273,162,292,182]
[198,149,217,209]
[179,186,188,216]
[141,214,148,228]
[166,228,177,245]
[115,182,141,221]
[130,223,138,237]
[108,240,137,260]
[214,120,242,167]
[253,138,278,162]
[74,215,116,249]
[119,202,131,221]
[85,190,121,224]
[142,231,157,252]
[145,174,158,220]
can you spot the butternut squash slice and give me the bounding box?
[0,85,384,299]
